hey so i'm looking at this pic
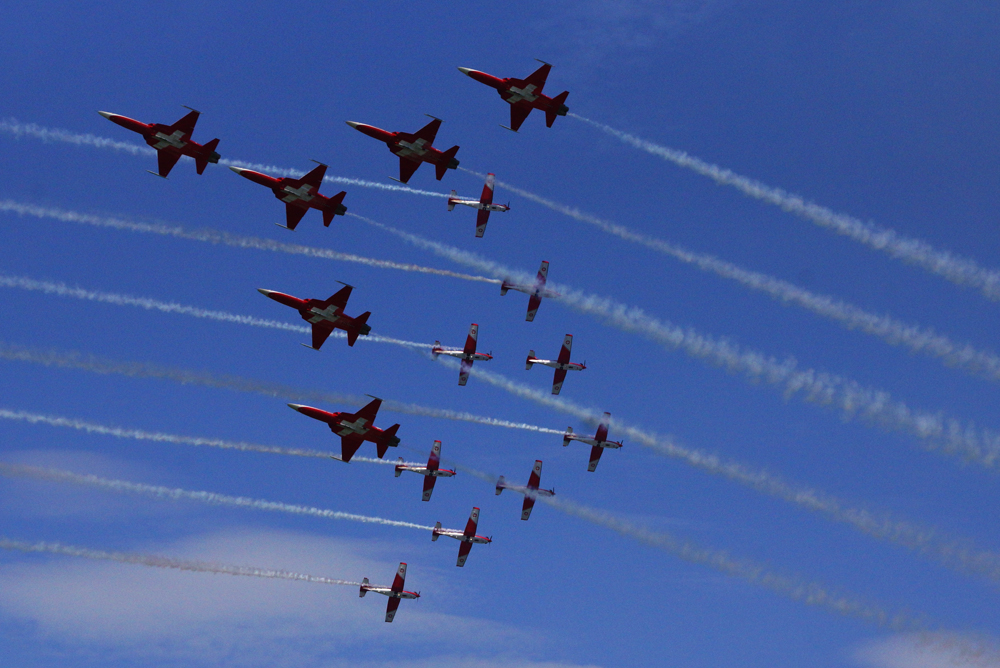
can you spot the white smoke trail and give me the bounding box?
[0,408,419,467]
[0,119,447,199]
[0,200,499,286]
[426,355,1000,584]
[0,273,432,350]
[569,114,1000,302]
[0,462,435,531]
[456,170,1000,383]
[0,342,565,437]
[0,536,363,587]
[359,216,1000,470]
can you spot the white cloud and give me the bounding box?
[854,633,1000,668]
[0,527,546,668]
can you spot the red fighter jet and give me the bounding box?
[495,460,555,521]
[229,161,347,230]
[359,562,420,623]
[98,107,220,177]
[432,507,492,567]
[287,396,400,462]
[257,282,370,350]
[458,60,569,132]
[346,115,460,183]
[394,440,456,502]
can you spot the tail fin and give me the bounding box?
[323,191,348,226]
[495,476,506,495]
[195,138,221,174]
[394,457,404,477]
[500,281,511,296]
[447,191,457,211]
[347,312,371,346]
[432,341,442,358]
[432,521,442,541]
[435,146,460,180]
[377,424,401,458]
[563,426,573,446]
[359,577,369,597]
[526,351,536,370]
[546,92,569,127]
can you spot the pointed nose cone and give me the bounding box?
[345,121,362,130]
[287,403,306,413]
[97,111,115,120]
[257,288,275,297]
[229,166,248,175]
[457,67,473,76]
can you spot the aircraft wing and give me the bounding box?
[463,324,479,355]
[398,156,422,183]
[385,596,401,623]
[284,203,309,230]
[523,62,551,92]
[475,209,490,238]
[595,412,611,443]
[414,116,442,144]
[156,149,183,177]
[427,441,441,471]
[463,507,480,537]
[298,162,327,190]
[508,103,532,132]
[556,334,573,364]
[587,445,604,472]
[391,562,407,592]
[340,432,365,462]
[311,321,335,350]
[170,109,201,136]
[325,284,353,309]
[551,368,567,395]
[422,475,437,502]
[354,397,383,424]
[458,359,472,386]
[527,460,542,489]
[456,540,473,567]
[479,173,495,205]
[521,495,536,521]
[525,293,542,322]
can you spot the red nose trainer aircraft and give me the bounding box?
[457,60,569,132]
[432,507,491,567]
[359,562,419,623]
[394,440,456,502]
[288,397,400,462]
[501,261,559,322]
[230,162,347,230]
[257,283,370,350]
[563,412,623,472]
[432,324,493,386]
[496,460,555,521]
[98,107,220,177]
[526,334,586,395]
[346,115,459,183]
[447,172,509,238]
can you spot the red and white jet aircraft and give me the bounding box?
[432,507,491,567]
[432,324,492,386]
[394,440,456,501]
[229,162,347,230]
[495,460,555,521]
[98,107,220,177]
[287,396,400,462]
[526,334,586,395]
[346,115,460,183]
[564,412,623,472]
[458,60,570,132]
[447,173,509,238]
[257,282,370,349]
[359,562,419,623]
[501,260,559,322]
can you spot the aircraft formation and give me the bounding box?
[96,60,619,623]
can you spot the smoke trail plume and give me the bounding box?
[0,200,499,285]
[569,114,1000,302]
[0,536,362,586]
[0,274,432,350]
[360,216,1000,470]
[0,341,565,437]
[455,171,1000,383]
[0,119,446,199]
[0,407,419,467]
[0,462,435,531]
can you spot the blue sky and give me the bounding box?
[1,1,999,666]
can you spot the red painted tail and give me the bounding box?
[195,138,221,174]
[347,311,371,346]
[435,145,460,180]
[377,424,401,458]
[545,91,569,127]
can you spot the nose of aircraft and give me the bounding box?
[457,67,473,76]
[345,121,362,130]
[256,288,275,297]
[97,111,115,120]
[228,166,248,175]
[286,403,306,413]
